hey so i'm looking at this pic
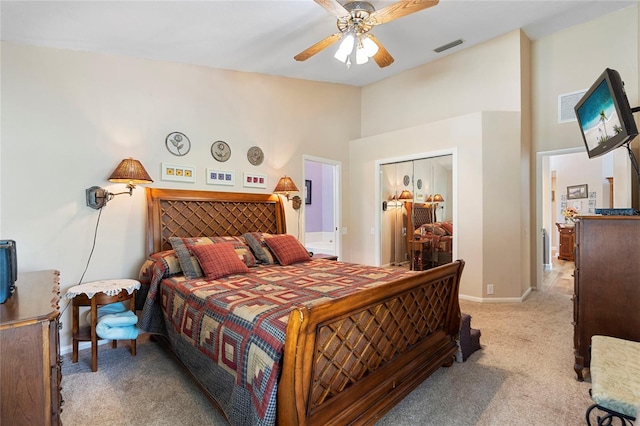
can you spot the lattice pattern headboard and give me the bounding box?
[146,188,286,255]
[413,205,433,228]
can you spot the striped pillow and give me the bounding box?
[242,232,277,264]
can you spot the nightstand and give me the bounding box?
[66,279,140,372]
[312,253,338,261]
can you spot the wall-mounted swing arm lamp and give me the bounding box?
[86,158,153,209]
[426,193,444,222]
[398,190,413,205]
[273,175,302,210]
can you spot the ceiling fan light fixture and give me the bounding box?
[356,46,369,64]
[334,33,355,63]
[361,36,379,57]
[295,0,439,68]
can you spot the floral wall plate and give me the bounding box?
[165,132,191,156]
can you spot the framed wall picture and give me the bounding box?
[567,184,588,200]
[206,169,235,186]
[161,163,196,183]
[305,179,312,204]
[243,173,267,189]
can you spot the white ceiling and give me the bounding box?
[1,0,636,87]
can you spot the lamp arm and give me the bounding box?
[86,185,134,209]
[109,187,134,197]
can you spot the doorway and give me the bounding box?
[303,156,341,258]
[536,147,617,287]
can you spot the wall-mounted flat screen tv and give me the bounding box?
[574,68,638,158]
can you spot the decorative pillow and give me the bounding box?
[190,243,250,280]
[242,232,277,264]
[440,221,453,236]
[264,234,311,266]
[415,223,448,237]
[169,236,256,279]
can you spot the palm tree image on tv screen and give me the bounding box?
[578,79,622,150]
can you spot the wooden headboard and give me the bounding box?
[145,188,286,255]
[406,202,434,230]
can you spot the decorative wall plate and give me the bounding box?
[247,146,264,166]
[165,132,191,156]
[403,175,410,186]
[211,140,231,162]
[417,179,422,189]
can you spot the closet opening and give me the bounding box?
[380,155,453,270]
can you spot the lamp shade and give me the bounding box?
[432,193,444,203]
[108,158,153,186]
[398,190,413,200]
[273,176,299,194]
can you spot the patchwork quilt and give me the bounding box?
[139,255,415,426]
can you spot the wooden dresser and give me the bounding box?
[556,223,575,261]
[0,270,62,425]
[573,216,640,381]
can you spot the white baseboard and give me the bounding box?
[60,339,113,356]
[459,286,532,303]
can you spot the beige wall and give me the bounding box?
[360,30,525,137]
[3,4,639,348]
[531,4,639,287]
[349,111,523,300]
[0,42,360,349]
[353,30,530,300]
[481,112,524,299]
[532,6,638,154]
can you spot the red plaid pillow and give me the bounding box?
[264,234,311,266]
[190,243,250,280]
[169,236,256,279]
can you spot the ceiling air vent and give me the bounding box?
[434,39,464,53]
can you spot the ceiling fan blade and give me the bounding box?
[294,33,342,62]
[314,0,349,17]
[372,0,439,25]
[368,34,395,68]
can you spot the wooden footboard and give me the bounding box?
[278,260,464,425]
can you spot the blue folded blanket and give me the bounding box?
[85,302,139,340]
[96,321,139,340]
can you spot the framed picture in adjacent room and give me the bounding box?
[567,184,588,200]
[305,180,312,204]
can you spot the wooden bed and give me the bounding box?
[141,188,464,425]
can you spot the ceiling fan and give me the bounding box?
[294,0,439,68]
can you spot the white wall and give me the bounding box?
[0,42,360,349]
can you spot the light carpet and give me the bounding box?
[61,259,593,425]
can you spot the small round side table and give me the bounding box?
[65,279,140,372]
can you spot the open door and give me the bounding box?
[303,156,341,258]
